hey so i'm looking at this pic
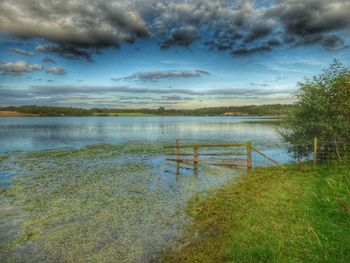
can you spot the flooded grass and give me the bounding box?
[0,143,238,263]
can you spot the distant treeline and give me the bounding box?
[0,104,294,116]
[92,104,294,116]
[0,105,93,116]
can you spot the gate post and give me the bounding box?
[193,145,199,176]
[176,139,180,175]
[247,142,252,169]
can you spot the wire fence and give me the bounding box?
[250,138,350,166]
[164,138,350,170]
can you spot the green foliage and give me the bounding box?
[157,106,166,114]
[91,104,293,116]
[282,60,350,158]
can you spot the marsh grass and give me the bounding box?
[0,143,237,263]
[158,162,350,262]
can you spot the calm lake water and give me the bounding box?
[0,116,283,154]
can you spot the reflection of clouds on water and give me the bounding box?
[0,116,281,154]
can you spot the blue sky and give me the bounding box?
[1,0,350,109]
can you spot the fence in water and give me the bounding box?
[163,138,350,174]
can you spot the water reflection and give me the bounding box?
[0,116,281,154]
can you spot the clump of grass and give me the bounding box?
[159,162,350,262]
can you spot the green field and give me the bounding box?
[160,162,350,262]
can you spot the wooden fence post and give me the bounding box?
[176,139,180,161]
[193,145,199,175]
[176,139,180,175]
[247,141,252,169]
[313,137,318,165]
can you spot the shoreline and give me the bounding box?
[0,111,285,118]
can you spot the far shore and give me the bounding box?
[0,111,286,118]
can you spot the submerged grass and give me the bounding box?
[0,143,237,263]
[159,162,350,262]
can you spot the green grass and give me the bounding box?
[160,162,350,262]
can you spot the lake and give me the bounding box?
[0,116,284,154]
[0,116,292,262]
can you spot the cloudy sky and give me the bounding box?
[1,0,350,109]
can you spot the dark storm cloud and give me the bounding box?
[36,44,96,61]
[113,69,210,82]
[231,45,272,56]
[160,27,200,49]
[322,35,349,51]
[10,48,34,56]
[244,21,276,43]
[265,0,350,49]
[1,0,349,58]
[0,0,149,60]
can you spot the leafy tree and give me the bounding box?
[157,106,165,114]
[282,60,350,159]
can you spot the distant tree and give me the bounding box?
[282,60,350,159]
[158,106,166,115]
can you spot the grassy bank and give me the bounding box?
[160,163,350,262]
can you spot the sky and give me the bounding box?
[0,0,350,109]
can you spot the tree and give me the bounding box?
[157,106,165,115]
[282,60,350,159]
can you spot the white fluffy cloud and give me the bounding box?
[0,61,42,75]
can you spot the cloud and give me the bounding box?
[10,48,34,56]
[113,69,210,82]
[161,95,194,101]
[46,67,66,75]
[42,56,56,63]
[1,0,349,58]
[322,34,349,51]
[267,0,350,49]
[0,0,150,60]
[0,85,294,107]
[0,61,42,75]
[26,85,293,97]
[160,27,200,49]
[36,44,96,61]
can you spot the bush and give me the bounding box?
[282,60,350,159]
